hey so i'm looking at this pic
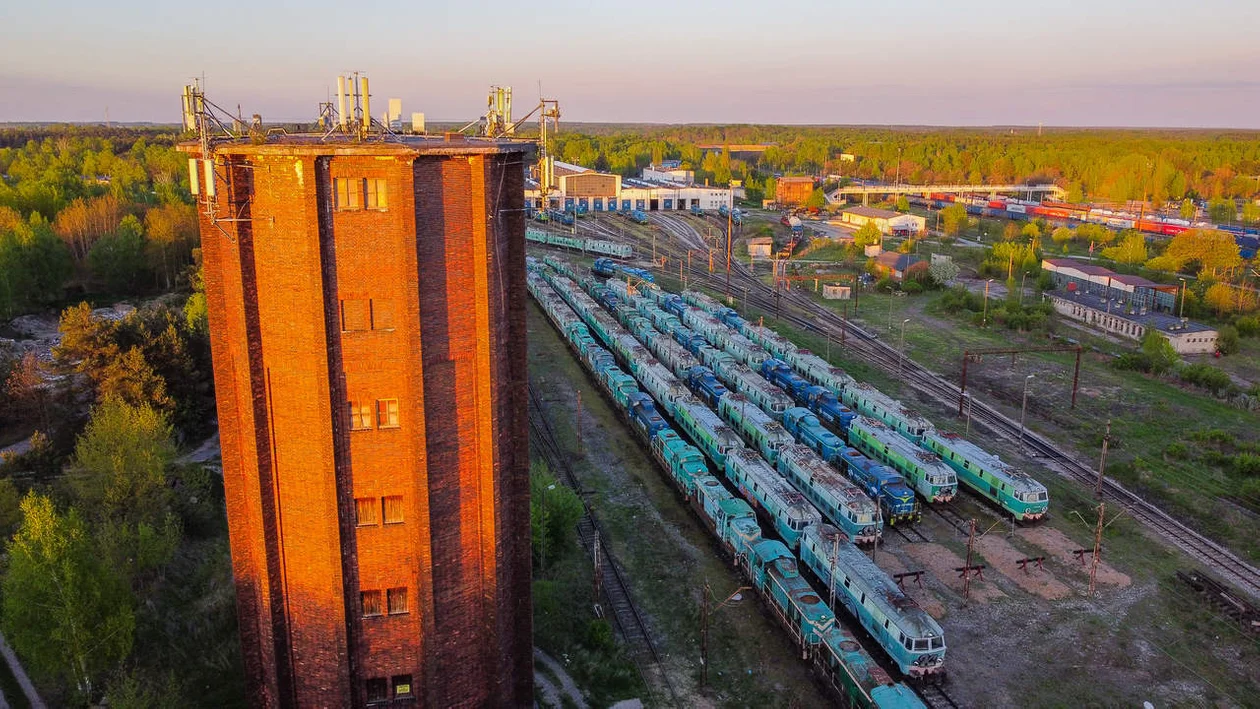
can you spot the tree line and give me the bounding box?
[543,126,1260,207]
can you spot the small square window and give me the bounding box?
[366,178,388,210]
[335,178,361,211]
[342,299,370,331]
[355,498,378,526]
[372,299,395,330]
[387,587,408,615]
[392,675,414,699]
[361,590,383,617]
[349,401,373,431]
[366,677,389,703]
[383,495,405,524]
[377,399,400,429]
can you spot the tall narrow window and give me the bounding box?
[377,399,400,429]
[366,678,389,703]
[335,177,361,211]
[355,498,378,526]
[387,587,409,615]
[383,495,405,524]
[349,401,373,431]
[365,178,388,210]
[361,590,383,617]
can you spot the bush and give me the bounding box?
[1112,352,1153,373]
[1163,442,1189,460]
[901,280,924,294]
[1232,453,1260,477]
[1234,315,1259,337]
[1177,363,1233,396]
[1217,325,1240,355]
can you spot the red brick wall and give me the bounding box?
[198,143,532,709]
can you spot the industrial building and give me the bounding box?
[774,176,817,206]
[185,133,535,708]
[1046,292,1218,354]
[838,206,927,235]
[525,160,733,212]
[1041,258,1178,312]
[641,163,694,184]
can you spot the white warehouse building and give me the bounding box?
[525,161,733,213]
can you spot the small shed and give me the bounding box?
[747,236,774,258]
[822,284,852,300]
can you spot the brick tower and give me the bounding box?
[187,135,535,707]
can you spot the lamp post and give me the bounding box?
[1020,271,1030,306]
[898,318,910,375]
[982,278,994,327]
[1019,374,1035,453]
[1178,277,1187,319]
[887,285,895,331]
[540,483,557,576]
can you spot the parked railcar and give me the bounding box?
[725,447,822,549]
[747,539,835,646]
[777,444,881,545]
[651,430,709,497]
[841,383,933,442]
[788,350,856,393]
[719,362,794,416]
[849,417,957,504]
[802,525,946,678]
[742,321,799,360]
[682,289,724,314]
[718,394,794,466]
[675,398,746,469]
[672,326,710,357]
[921,431,1049,520]
[837,447,920,525]
[635,361,690,419]
[783,407,846,462]
[686,365,730,408]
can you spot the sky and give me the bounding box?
[3,0,1259,128]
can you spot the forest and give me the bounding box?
[546,125,1260,208]
[0,126,236,707]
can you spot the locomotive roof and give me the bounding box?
[847,383,933,431]
[925,431,1046,494]
[807,526,943,641]
[853,418,954,477]
[780,445,878,515]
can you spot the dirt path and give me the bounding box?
[873,549,947,617]
[177,429,221,465]
[534,648,589,709]
[903,543,1006,603]
[974,532,1073,599]
[1021,525,1132,588]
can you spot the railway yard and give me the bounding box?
[526,209,1260,708]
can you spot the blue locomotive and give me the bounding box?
[837,447,920,525]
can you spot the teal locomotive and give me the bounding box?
[922,430,1049,520]
[802,525,947,678]
[849,417,957,504]
[777,444,882,545]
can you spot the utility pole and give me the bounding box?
[593,534,602,599]
[828,532,840,610]
[1096,420,1110,500]
[576,389,583,449]
[1090,503,1105,595]
[964,392,973,437]
[1019,374,1035,453]
[983,278,993,327]
[963,519,977,605]
[700,582,749,688]
[898,318,910,375]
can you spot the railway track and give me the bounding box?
[527,384,682,706]
[598,214,1260,601]
[916,681,963,709]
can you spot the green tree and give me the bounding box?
[1164,228,1242,277]
[1242,201,1260,226]
[1002,222,1020,241]
[804,188,826,210]
[1180,198,1197,220]
[1207,197,1237,223]
[1050,226,1074,244]
[895,195,910,213]
[0,479,21,540]
[88,215,148,293]
[1140,330,1179,375]
[143,203,198,290]
[1101,232,1148,265]
[1021,222,1041,240]
[2,494,135,697]
[940,204,967,236]
[853,221,882,248]
[71,398,180,583]
[530,462,583,576]
[1217,325,1240,355]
